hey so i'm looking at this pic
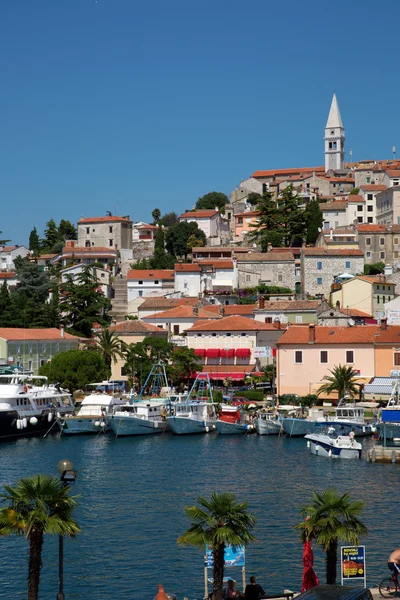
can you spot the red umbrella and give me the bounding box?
[301,540,320,593]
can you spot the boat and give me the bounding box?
[0,374,74,440]
[305,426,362,459]
[216,404,255,435]
[376,379,400,442]
[60,393,125,435]
[166,373,217,435]
[109,363,172,436]
[255,412,283,435]
[281,407,326,437]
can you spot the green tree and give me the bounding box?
[248,191,285,249]
[0,474,80,600]
[39,349,108,391]
[296,488,368,584]
[150,225,175,269]
[304,200,323,245]
[186,234,204,253]
[152,208,161,224]
[95,328,123,372]
[178,492,256,600]
[364,262,385,275]
[349,187,360,195]
[317,365,361,400]
[58,219,77,241]
[28,227,40,254]
[246,192,262,206]
[170,347,203,387]
[60,266,110,337]
[196,191,229,214]
[166,221,207,258]
[159,211,178,227]
[141,336,174,362]
[122,342,149,389]
[278,185,307,247]
[131,258,152,270]
[41,218,60,252]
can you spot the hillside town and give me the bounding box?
[2,93,400,403]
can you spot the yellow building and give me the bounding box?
[331,274,394,319]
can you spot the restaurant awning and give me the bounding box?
[197,372,246,381]
[220,349,235,358]
[194,349,206,357]
[235,348,251,358]
[206,348,220,358]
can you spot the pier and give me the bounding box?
[366,446,400,463]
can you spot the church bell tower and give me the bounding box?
[325,94,345,172]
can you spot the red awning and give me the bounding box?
[220,349,235,358]
[272,348,277,357]
[235,348,251,358]
[196,372,246,381]
[206,348,220,358]
[194,349,206,357]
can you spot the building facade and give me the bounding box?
[301,248,364,298]
[77,216,133,261]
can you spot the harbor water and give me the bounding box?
[0,433,397,599]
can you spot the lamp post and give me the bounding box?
[57,459,77,600]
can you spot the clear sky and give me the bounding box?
[1,0,400,245]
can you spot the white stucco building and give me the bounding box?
[179,209,229,239]
[127,269,175,301]
[174,260,238,298]
[60,264,112,298]
[0,245,29,271]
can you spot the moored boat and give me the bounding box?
[255,413,282,435]
[61,394,125,435]
[305,426,362,459]
[166,373,217,435]
[216,405,254,435]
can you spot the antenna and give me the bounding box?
[349,149,353,161]
[393,146,397,160]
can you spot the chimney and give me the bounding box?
[309,324,315,344]
[193,307,199,317]
[273,320,281,330]
[218,305,225,317]
[60,326,65,339]
[336,300,341,311]
[258,295,265,310]
[381,317,387,331]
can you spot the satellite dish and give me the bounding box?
[348,318,355,327]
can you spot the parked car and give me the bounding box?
[293,585,372,600]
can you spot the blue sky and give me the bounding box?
[1,0,400,245]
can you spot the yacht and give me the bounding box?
[60,393,125,435]
[0,374,74,440]
[167,373,217,435]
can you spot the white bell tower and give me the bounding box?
[325,94,345,172]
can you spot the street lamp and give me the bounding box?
[57,459,77,600]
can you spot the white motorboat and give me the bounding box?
[0,374,74,440]
[305,427,362,459]
[167,373,217,435]
[60,393,125,435]
[109,363,172,437]
[255,413,283,435]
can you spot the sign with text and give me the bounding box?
[341,546,366,586]
[254,347,271,359]
[205,544,245,567]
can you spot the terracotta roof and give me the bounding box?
[38,253,57,260]
[347,195,365,203]
[328,228,356,235]
[360,184,387,191]
[0,272,16,279]
[62,246,118,255]
[302,248,363,257]
[325,177,354,183]
[251,167,325,178]
[384,171,400,178]
[127,269,174,280]
[78,216,132,223]
[195,259,235,269]
[175,263,202,272]
[0,328,78,341]
[0,245,18,253]
[192,246,251,253]
[234,211,260,218]
[237,252,294,262]
[256,301,320,311]
[319,202,348,211]
[109,320,168,334]
[144,306,220,320]
[277,325,377,345]
[187,315,281,332]
[204,304,257,316]
[356,224,387,232]
[357,275,394,284]
[340,308,372,318]
[180,210,218,219]
[138,297,198,310]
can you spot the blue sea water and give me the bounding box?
[0,433,397,599]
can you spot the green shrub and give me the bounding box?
[233,390,264,402]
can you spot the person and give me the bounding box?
[244,576,265,600]
[223,579,244,599]
[388,549,400,576]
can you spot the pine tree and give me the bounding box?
[42,218,60,252]
[0,280,11,319]
[304,200,323,245]
[28,227,40,254]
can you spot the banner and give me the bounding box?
[254,347,271,358]
[341,546,366,585]
[205,544,245,567]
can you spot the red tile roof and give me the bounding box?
[347,195,365,203]
[78,216,131,223]
[109,320,168,334]
[357,275,394,284]
[180,210,218,219]
[127,270,174,280]
[0,245,18,253]
[360,184,387,191]
[251,167,325,178]
[0,272,16,279]
[319,202,348,211]
[38,253,57,260]
[0,328,78,340]
[356,224,387,232]
[340,308,372,318]
[144,305,220,320]
[302,248,363,256]
[138,297,198,310]
[236,252,294,262]
[384,171,400,178]
[234,211,260,218]
[187,315,281,332]
[195,259,235,269]
[192,246,251,254]
[175,263,202,272]
[256,300,320,311]
[204,304,257,316]
[277,325,376,345]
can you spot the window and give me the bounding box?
[138,290,143,297]
[346,350,354,364]
[317,277,322,285]
[395,238,399,245]
[212,333,216,337]
[357,217,363,223]
[323,222,330,230]
[367,217,373,223]
[278,274,283,282]
[329,142,332,149]
[366,251,371,258]
[367,205,373,212]
[388,296,391,301]
[241,332,246,337]
[357,205,363,212]
[154,280,159,285]
[237,217,243,225]
[394,251,399,259]
[394,352,400,366]
[295,316,302,323]
[197,333,202,337]
[246,274,251,282]
[295,351,303,364]
[380,237,385,245]
[383,296,386,304]
[317,261,323,270]
[320,350,328,363]
[366,177,371,183]
[92,228,95,232]
[173,325,179,335]
[85,241,91,247]
[226,333,231,337]
[265,317,273,324]
[367,194,373,201]
[109,226,113,233]
[109,239,113,247]
[138,280,143,285]
[377,295,380,304]
[380,251,385,259]
[86,227,90,234]
[345,261,351,269]
[366,238,371,246]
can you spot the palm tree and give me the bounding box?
[178,492,256,600]
[296,488,368,585]
[95,328,124,371]
[0,474,80,600]
[317,365,360,401]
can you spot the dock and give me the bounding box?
[366,446,400,463]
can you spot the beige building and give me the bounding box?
[301,248,364,298]
[376,187,400,226]
[236,251,297,291]
[78,216,133,261]
[253,299,320,324]
[330,274,395,319]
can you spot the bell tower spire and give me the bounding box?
[324,93,345,172]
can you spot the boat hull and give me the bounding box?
[282,418,317,437]
[0,410,59,440]
[110,416,168,436]
[61,417,111,435]
[166,416,216,435]
[216,420,253,435]
[305,434,362,459]
[255,418,282,436]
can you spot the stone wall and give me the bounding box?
[132,241,155,261]
[302,256,365,297]
[237,259,295,290]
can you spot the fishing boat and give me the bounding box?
[109,363,172,436]
[319,396,375,437]
[281,407,326,437]
[255,412,283,435]
[60,393,125,435]
[0,374,74,440]
[216,405,254,435]
[305,426,362,459]
[166,373,217,435]
[376,378,400,442]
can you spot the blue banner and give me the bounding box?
[341,546,365,579]
[205,544,245,567]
